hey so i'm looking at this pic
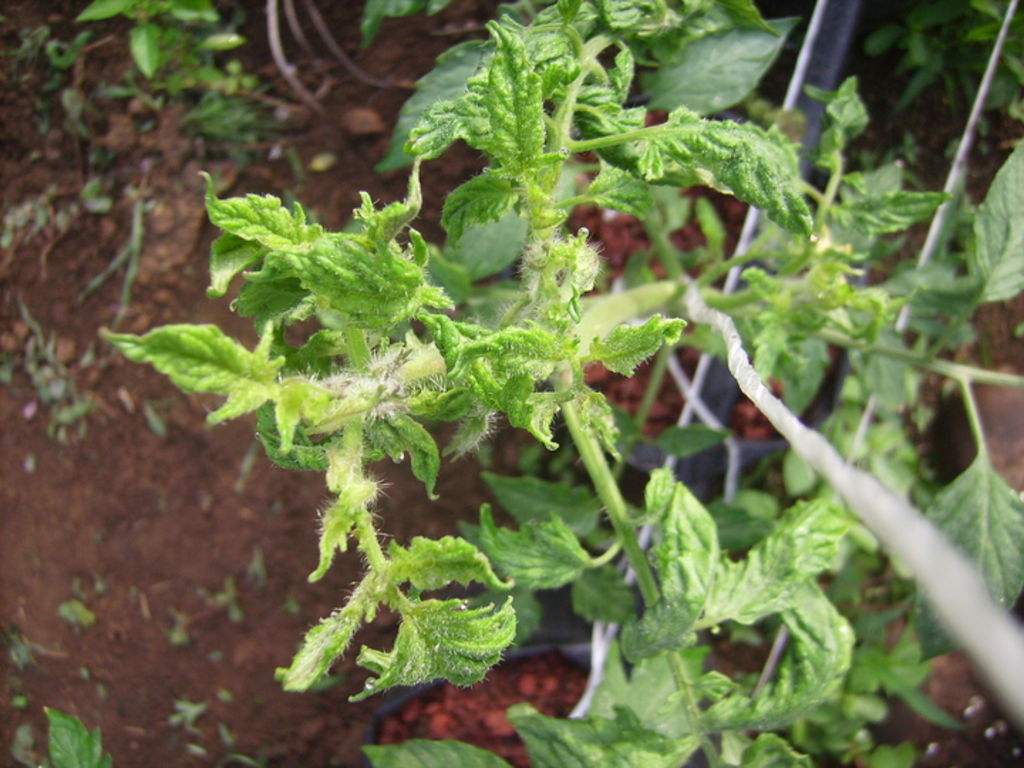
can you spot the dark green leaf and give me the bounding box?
[972,140,1024,302]
[482,472,600,536]
[365,739,514,768]
[378,41,488,171]
[354,597,515,699]
[479,507,591,589]
[103,324,282,424]
[442,174,517,245]
[643,18,797,114]
[916,455,1024,656]
[571,565,636,624]
[508,702,699,768]
[445,210,529,281]
[654,424,729,459]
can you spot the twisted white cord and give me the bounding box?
[683,282,1024,729]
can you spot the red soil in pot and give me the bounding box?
[374,650,588,767]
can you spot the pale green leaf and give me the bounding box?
[621,598,697,661]
[740,733,813,767]
[701,500,847,627]
[353,597,515,700]
[273,377,331,453]
[377,40,488,172]
[256,405,333,472]
[310,480,376,582]
[643,18,797,114]
[368,415,440,496]
[442,173,517,245]
[589,642,698,739]
[832,191,947,236]
[202,173,324,251]
[479,507,591,589]
[482,472,600,536]
[593,0,663,32]
[45,708,112,768]
[207,232,265,298]
[102,324,282,424]
[917,454,1024,655]
[365,739,514,768]
[653,110,812,235]
[389,535,510,592]
[282,235,448,331]
[649,478,719,623]
[276,592,371,690]
[703,583,854,731]
[129,23,161,78]
[484,20,546,175]
[586,162,651,217]
[76,0,134,21]
[972,139,1024,302]
[508,702,699,768]
[585,315,684,376]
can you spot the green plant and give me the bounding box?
[75,0,250,93]
[104,1,1024,765]
[43,708,112,768]
[864,0,1024,112]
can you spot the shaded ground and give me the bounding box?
[1,3,1023,768]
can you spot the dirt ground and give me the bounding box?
[1,2,1023,767]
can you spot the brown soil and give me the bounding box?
[1,3,1023,768]
[0,3,497,767]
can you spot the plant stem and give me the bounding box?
[818,329,1024,389]
[560,395,660,608]
[958,378,989,461]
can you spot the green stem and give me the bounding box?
[958,378,989,461]
[589,541,623,568]
[560,395,660,608]
[818,329,1024,389]
[816,153,843,230]
[569,123,674,154]
[635,344,672,433]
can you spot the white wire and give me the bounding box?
[684,282,1024,730]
